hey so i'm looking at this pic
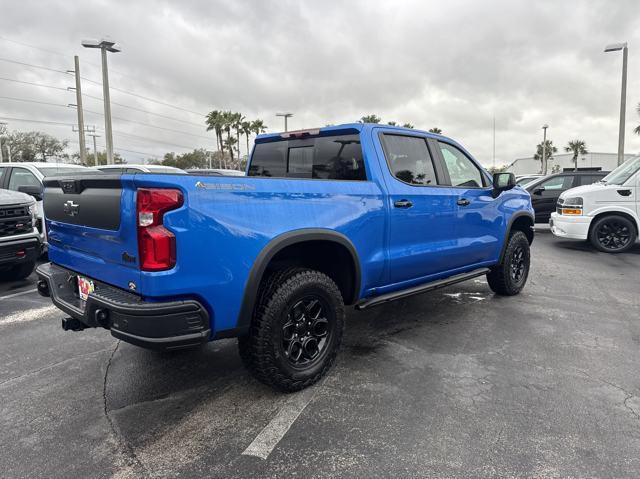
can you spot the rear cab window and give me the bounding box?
[248,132,366,181]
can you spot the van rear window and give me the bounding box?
[248,134,366,181]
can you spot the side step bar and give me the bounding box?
[356,268,490,310]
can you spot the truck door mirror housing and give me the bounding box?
[532,187,544,196]
[492,172,516,194]
[18,185,44,201]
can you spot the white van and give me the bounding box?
[550,156,640,253]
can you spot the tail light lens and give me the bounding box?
[136,188,183,271]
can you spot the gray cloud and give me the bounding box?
[0,0,639,165]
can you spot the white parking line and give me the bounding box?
[0,288,38,301]
[242,384,320,460]
[0,305,59,326]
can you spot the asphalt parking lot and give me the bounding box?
[1,230,639,478]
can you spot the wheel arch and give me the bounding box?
[233,229,362,335]
[588,210,639,237]
[498,212,535,263]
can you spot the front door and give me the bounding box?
[531,175,576,222]
[377,132,460,285]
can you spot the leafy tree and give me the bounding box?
[387,121,397,126]
[160,149,208,170]
[86,150,124,166]
[564,140,588,171]
[402,123,415,129]
[359,114,381,124]
[533,140,557,174]
[428,127,442,134]
[4,131,68,162]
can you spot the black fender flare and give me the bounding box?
[226,229,362,338]
[498,212,535,263]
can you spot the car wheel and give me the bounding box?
[10,260,36,281]
[487,230,530,296]
[238,269,344,392]
[589,215,637,253]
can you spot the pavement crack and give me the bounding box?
[102,340,148,476]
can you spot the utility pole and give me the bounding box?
[604,42,628,166]
[276,112,293,132]
[87,132,100,166]
[82,39,120,164]
[541,124,549,175]
[72,56,87,164]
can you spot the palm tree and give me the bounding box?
[222,111,235,164]
[241,120,252,158]
[533,140,557,174]
[387,121,397,126]
[231,112,245,157]
[403,123,415,129]
[223,136,238,167]
[359,114,381,124]
[565,140,588,171]
[634,103,640,135]
[251,119,267,137]
[428,127,442,134]
[205,110,225,156]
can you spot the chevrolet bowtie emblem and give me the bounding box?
[63,200,79,216]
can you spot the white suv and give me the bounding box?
[550,156,639,253]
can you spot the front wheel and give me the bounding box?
[589,215,636,253]
[487,230,530,296]
[238,269,345,392]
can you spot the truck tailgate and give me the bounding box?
[43,175,141,292]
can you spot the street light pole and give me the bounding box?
[82,39,121,164]
[541,124,548,175]
[276,112,293,132]
[604,42,628,166]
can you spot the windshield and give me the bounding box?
[602,156,640,185]
[36,166,91,177]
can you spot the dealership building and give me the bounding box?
[505,152,636,175]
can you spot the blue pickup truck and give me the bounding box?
[37,124,534,391]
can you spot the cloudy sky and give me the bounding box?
[1,0,639,166]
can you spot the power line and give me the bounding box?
[0,76,69,91]
[0,57,69,75]
[0,116,75,127]
[0,95,70,108]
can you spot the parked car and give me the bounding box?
[0,162,93,245]
[515,174,542,186]
[36,123,534,391]
[95,164,188,174]
[187,168,245,176]
[525,170,608,223]
[551,156,639,253]
[0,189,41,280]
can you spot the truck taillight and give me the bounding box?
[136,188,183,271]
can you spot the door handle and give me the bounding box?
[394,199,413,208]
[457,198,470,206]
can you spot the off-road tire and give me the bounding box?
[589,214,636,253]
[487,230,530,296]
[238,269,345,392]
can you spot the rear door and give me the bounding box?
[43,175,140,291]
[435,140,502,266]
[530,175,577,222]
[376,131,460,284]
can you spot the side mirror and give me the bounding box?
[532,188,544,196]
[492,172,516,195]
[18,185,43,202]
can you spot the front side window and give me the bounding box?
[8,168,39,191]
[539,175,573,191]
[439,142,485,188]
[248,134,366,181]
[381,134,438,186]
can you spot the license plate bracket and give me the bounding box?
[77,275,95,301]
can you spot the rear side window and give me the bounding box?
[248,134,366,181]
[439,142,485,188]
[381,134,438,186]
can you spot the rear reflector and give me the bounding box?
[136,188,183,271]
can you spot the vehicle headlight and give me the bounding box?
[559,197,583,215]
[28,203,37,223]
[563,197,583,206]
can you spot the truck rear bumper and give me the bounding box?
[36,262,211,351]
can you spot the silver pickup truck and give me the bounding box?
[0,189,41,280]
